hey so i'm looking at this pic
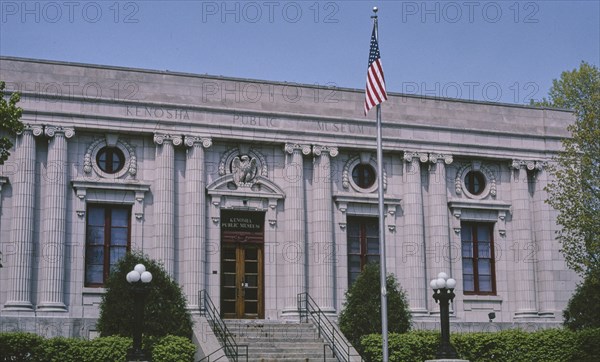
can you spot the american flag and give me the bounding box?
[364,25,388,115]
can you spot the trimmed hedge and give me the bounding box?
[361,328,600,362]
[0,333,196,362]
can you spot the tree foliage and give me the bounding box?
[538,61,600,275]
[0,80,24,165]
[97,252,193,342]
[564,267,600,331]
[338,263,412,354]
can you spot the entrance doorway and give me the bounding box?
[220,210,265,319]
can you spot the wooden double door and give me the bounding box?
[220,211,265,319]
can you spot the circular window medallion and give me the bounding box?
[96,146,125,174]
[352,164,376,189]
[464,171,485,196]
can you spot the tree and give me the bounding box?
[563,267,600,330]
[536,61,600,276]
[338,263,412,354]
[0,80,24,165]
[97,252,193,342]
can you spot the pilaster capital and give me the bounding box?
[313,145,339,157]
[16,124,44,137]
[403,151,429,163]
[45,125,75,139]
[284,143,312,155]
[154,133,182,146]
[511,159,545,171]
[184,136,212,148]
[429,153,453,165]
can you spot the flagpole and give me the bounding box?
[372,7,389,362]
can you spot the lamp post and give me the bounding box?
[126,264,153,361]
[430,272,458,359]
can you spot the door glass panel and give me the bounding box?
[478,242,491,258]
[245,301,258,315]
[477,225,490,242]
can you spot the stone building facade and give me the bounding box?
[0,57,578,338]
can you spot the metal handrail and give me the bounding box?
[199,290,248,362]
[297,293,363,362]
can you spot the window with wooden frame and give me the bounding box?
[85,205,131,287]
[347,216,379,286]
[461,223,496,295]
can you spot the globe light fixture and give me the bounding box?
[429,272,459,359]
[125,264,152,361]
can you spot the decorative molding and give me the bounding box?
[339,223,347,230]
[284,143,311,155]
[342,154,387,193]
[17,124,44,137]
[83,137,137,178]
[388,225,396,232]
[268,219,277,227]
[428,153,453,165]
[71,180,150,221]
[184,136,212,148]
[212,217,220,224]
[218,147,268,186]
[403,151,429,163]
[153,133,182,146]
[45,125,75,139]
[455,162,497,199]
[312,145,339,157]
[448,199,511,237]
[511,159,546,171]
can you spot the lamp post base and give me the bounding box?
[126,348,150,362]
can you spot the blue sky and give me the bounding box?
[1,0,598,104]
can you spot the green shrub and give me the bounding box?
[0,333,198,362]
[360,328,600,362]
[35,336,87,362]
[564,267,600,331]
[85,335,130,362]
[97,252,193,344]
[0,332,44,361]
[151,335,196,362]
[339,263,412,354]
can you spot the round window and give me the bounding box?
[352,164,376,189]
[464,171,485,195]
[96,147,125,174]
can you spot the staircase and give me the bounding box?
[225,320,338,362]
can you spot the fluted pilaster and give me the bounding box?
[153,134,180,276]
[425,153,453,293]
[310,145,338,313]
[3,125,42,311]
[402,151,428,314]
[38,126,74,312]
[532,163,555,317]
[510,160,538,318]
[182,136,211,310]
[282,143,311,316]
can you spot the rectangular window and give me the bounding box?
[85,205,131,287]
[461,223,496,295]
[347,216,379,286]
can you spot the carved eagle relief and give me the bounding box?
[232,155,258,184]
